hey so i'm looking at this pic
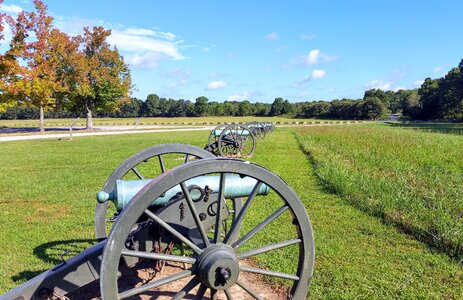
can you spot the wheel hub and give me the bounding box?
[197,244,239,290]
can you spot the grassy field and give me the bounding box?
[385,121,463,135]
[297,124,463,259]
[0,126,462,298]
[0,116,335,128]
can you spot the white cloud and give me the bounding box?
[0,4,23,14]
[413,80,424,87]
[226,51,237,58]
[300,33,315,40]
[433,66,442,73]
[364,79,392,90]
[166,68,191,84]
[297,69,326,85]
[202,44,216,52]
[302,49,336,65]
[206,80,227,91]
[109,30,185,61]
[125,52,164,69]
[53,15,185,69]
[275,46,287,53]
[120,28,157,37]
[311,69,326,80]
[228,91,250,101]
[0,22,12,50]
[265,32,279,41]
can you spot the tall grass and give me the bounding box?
[297,124,463,258]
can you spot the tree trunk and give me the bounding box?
[86,106,94,131]
[39,103,45,134]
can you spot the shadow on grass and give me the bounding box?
[385,122,463,135]
[293,131,463,263]
[11,238,98,284]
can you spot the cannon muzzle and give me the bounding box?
[97,175,269,210]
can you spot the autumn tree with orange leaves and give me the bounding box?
[64,26,131,130]
[0,0,131,131]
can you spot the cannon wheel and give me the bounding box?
[218,124,256,158]
[208,124,228,146]
[100,158,314,299]
[246,121,265,140]
[95,144,216,240]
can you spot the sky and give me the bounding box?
[1,0,462,103]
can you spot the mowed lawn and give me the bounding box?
[0,127,462,298]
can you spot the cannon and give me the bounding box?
[204,124,257,158]
[1,144,314,300]
[244,122,274,140]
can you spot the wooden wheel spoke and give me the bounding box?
[131,167,144,179]
[238,238,301,259]
[172,276,201,300]
[158,154,166,173]
[240,265,299,281]
[144,209,203,254]
[232,205,288,249]
[224,181,262,244]
[214,173,226,243]
[180,182,211,247]
[236,280,264,300]
[121,249,196,264]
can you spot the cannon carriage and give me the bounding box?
[1,143,313,300]
[204,124,256,158]
[204,122,275,158]
[244,122,274,140]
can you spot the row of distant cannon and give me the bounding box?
[204,121,275,157]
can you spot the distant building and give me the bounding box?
[388,114,401,121]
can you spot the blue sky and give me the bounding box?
[1,0,462,103]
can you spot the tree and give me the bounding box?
[0,6,23,113]
[117,97,141,117]
[194,96,209,116]
[222,101,238,116]
[23,0,63,133]
[270,97,284,116]
[68,26,131,130]
[238,100,252,116]
[364,88,398,113]
[418,78,441,119]
[0,0,65,133]
[282,99,294,115]
[142,94,161,117]
[253,102,270,116]
[301,101,330,118]
[360,97,388,120]
[439,63,463,120]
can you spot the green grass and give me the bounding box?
[385,121,463,135]
[297,124,463,260]
[0,127,462,298]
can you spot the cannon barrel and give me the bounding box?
[213,128,252,137]
[97,174,269,210]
